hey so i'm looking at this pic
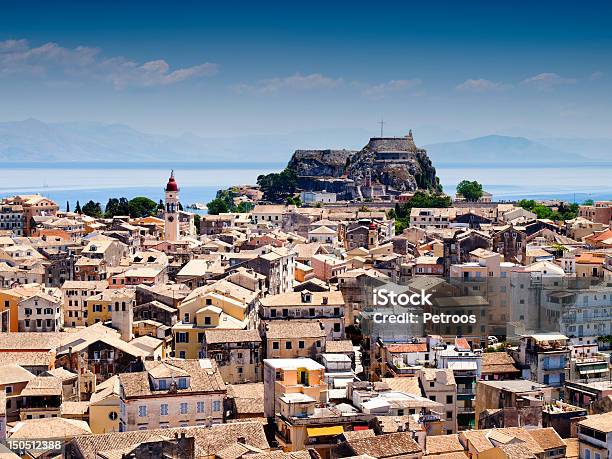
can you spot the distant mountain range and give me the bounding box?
[424,135,601,164]
[0,118,609,164]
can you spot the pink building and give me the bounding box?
[311,254,347,281]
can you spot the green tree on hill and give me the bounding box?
[391,191,452,233]
[456,180,483,202]
[518,199,579,221]
[257,167,297,202]
[104,197,130,218]
[206,198,230,215]
[82,200,103,218]
[128,197,158,218]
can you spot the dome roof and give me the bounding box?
[165,171,179,192]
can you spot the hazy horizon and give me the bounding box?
[1,1,611,144]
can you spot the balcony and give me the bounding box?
[457,406,475,414]
[457,386,475,395]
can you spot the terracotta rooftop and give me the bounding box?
[578,411,612,433]
[527,427,565,451]
[119,359,226,398]
[481,352,521,375]
[385,343,428,353]
[70,421,269,459]
[204,328,262,344]
[423,434,464,455]
[339,432,422,458]
[265,321,326,340]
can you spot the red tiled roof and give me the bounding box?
[386,343,428,353]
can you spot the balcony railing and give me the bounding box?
[457,387,475,395]
[457,406,475,413]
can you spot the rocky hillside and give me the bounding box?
[348,134,440,192]
[287,149,357,177]
[287,132,440,193]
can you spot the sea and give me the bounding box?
[0,162,611,213]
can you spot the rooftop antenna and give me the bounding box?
[378,119,385,137]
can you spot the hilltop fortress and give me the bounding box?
[287,130,440,201]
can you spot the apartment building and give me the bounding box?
[61,280,107,327]
[202,329,262,384]
[515,333,570,388]
[263,321,326,360]
[118,359,226,431]
[577,412,612,459]
[419,368,457,434]
[18,286,63,332]
[410,207,457,229]
[260,290,346,340]
[86,288,135,326]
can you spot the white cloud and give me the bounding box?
[233,73,343,94]
[361,79,421,99]
[0,38,218,89]
[521,72,576,90]
[455,78,511,92]
[589,71,604,81]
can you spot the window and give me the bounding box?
[446,395,453,404]
[180,403,188,414]
[447,411,453,419]
[429,395,436,402]
[179,351,186,359]
[213,400,221,412]
[272,341,279,350]
[299,341,305,349]
[271,309,276,318]
[333,323,341,332]
[178,378,188,389]
[183,313,190,323]
[5,386,12,394]
[138,405,147,417]
[285,341,292,350]
[204,316,211,325]
[158,379,167,390]
[316,341,321,348]
[160,404,168,416]
[108,411,118,420]
[197,401,205,413]
[176,332,189,343]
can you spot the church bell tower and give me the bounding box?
[164,171,180,241]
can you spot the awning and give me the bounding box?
[307,426,344,437]
[448,361,477,371]
[579,369,607,375]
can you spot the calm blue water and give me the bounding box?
[0,163,610,211]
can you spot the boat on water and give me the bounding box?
[188,202,207,210]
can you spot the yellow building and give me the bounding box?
[86,288,134,326]
[0,288,22,332]
[173,282,256,359]
[88,375,121,434]
[264,321,326,360]
[264,358,367,457]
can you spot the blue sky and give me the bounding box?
[1,0,611,140]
